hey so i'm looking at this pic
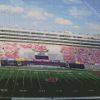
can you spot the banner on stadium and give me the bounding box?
[90,63,95,65]
[33,59,51,62]
[16,58,25,61]
[80,62,84,64]
[76,61,80,64]
[42,59,51,62]
[34,52,48,56]
[33,59,42,62]
[6,58,16,61]
[95,63,100,65]
[52,60,60,62]
[30,65,34,67]
[25,58,33,61]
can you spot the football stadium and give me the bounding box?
[0,27,100,100]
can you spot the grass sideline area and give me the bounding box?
[0,66,100,98]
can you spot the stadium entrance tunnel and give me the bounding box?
[69,64,85,69]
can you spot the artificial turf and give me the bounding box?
[0,66,100,98]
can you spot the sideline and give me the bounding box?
[18,69,72,72]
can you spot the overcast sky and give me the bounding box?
[0,0,100,36]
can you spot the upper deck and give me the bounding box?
[0,27,100,49]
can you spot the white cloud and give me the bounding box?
[27,11,45,19]
[69,6,92,16]
[63,0,82,4]
[24,23,27,25]
[44,12,54,17]
[74,25,80,28]
[28,11,41,17]
[0,5,12,10]
[15,24,18,26]
[21,14,27,18]
[12,7,23,12]
[22,11,46,19]
[55,18,73,25]
[0,5,23,13]
[32,22,37,25]
[88,23,100,31]
[36,16,46,19]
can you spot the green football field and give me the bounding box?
[0,66,100,98]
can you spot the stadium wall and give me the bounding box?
[0,41,100,64]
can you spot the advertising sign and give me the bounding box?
[52,60,60,62]
[35,52,48,56]
[76,61,80,64]
[80,62,84,64]
[31,65,58,67]
[33,59,42,62]
[25,58,33,61]
[38,52,45,56]
[6,58,16,61]
[95,63,100,65]
[42,59,51,62]
[16,58,25,61]
[33,59,51,62]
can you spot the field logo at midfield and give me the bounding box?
[96,72,100,74]
[47,78,58,82]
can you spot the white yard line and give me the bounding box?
[0,69,7,81]
[12,96,100,99]
[59,73,71,84]
[22,70,25,97]
[36,73,43,97]
[47,73,62,96]
[30,69,33,97]
[1,68,14,97]
[68,73,73,74]
[78,73,82,74]
[84,72,100,84]
[41,71,53,97]
[68,73,83,84]
[53,72,71,96]
[12,70,19,97]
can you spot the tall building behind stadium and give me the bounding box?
[0,26,100,67]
